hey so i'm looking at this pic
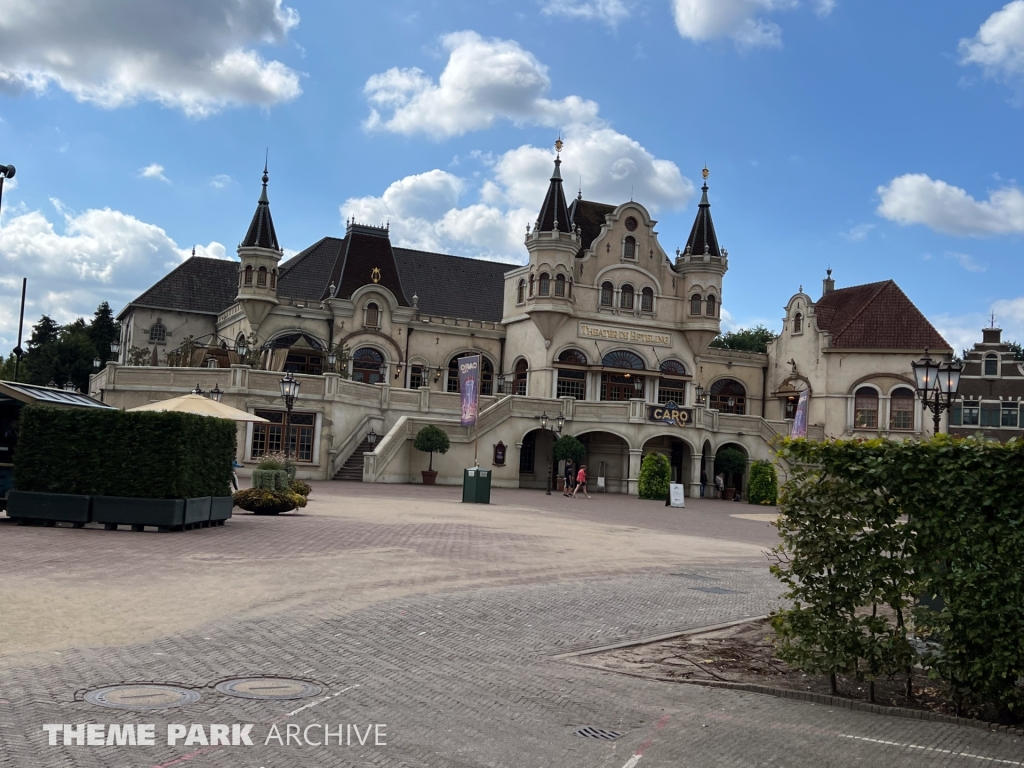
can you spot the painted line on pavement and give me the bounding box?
[620,714,671,768]
[840,734,1023,765]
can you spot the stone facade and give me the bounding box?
[949,326,1024,441]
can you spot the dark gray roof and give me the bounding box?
[393,248,515,322]
[278,237,344,301]
[241,169,280,250]
[569,198,615,256]
[535,157,571,233]
[120,257,239,318]
[683,182,721,258]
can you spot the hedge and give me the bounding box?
[638,452,670,500]
[14,406,236,499]
[771,435,1024,717]
[747,461,778,505]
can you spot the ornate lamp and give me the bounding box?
[327,350,337,372]
[367,428,378,446]
[556,412,566,431]
[110,338,120,356]
[695,383,706,405]
[93,357,101,369]
[236,339,248,359]
[279,372,300,460]
[912,349,961,434]
[633,376,643,393]
[539,411,548,430]
[912,349,941,396]
[209,384,223,403]
[497,373,508,394]
[191,384,203,396]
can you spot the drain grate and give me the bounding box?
[84,685,200,711]
[689,586,740,594]
[574,726,622,741]
[215,678,322,701]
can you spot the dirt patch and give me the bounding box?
[578,618,1023,726]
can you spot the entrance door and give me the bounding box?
[352,347,384,384]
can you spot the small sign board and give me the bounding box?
[668,483,686,508]
[648,401,693,427]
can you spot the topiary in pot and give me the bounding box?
[552,434,586,466]
[638,452,671,500]
[714,447,747,499]
[232,488,296,515]
[414,425,450,484]
[747,460,778,505]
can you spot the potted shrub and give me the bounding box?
[747,460,778,505]
[232,488,298,515]
[414,425,450,485]
[638,452,671,500]
[714,447,747,501]
[552,435,586,494]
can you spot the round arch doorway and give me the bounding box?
[641,435,693,494]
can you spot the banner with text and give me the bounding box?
[458,354,481,427]
[791,389,809,438]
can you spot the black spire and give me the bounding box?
[535,143,571,233]
[683,167,720,258]
[241,160,280,250]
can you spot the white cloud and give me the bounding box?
[671,0,798,48]
[934,302,1024,355]
[0,199,226,348]
[945,251,986,273]
[841,223,874,241]
[814,0,837,18]
[139,163,169,183]
[876,173,1024,236]
[959,1,1024,96]
[0,0,302,117]
[363,31,600,138]
[540,0,631,26]
[210,174,233,189]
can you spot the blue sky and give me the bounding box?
[1,0,1022,353]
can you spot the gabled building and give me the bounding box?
[949,326,1024,440]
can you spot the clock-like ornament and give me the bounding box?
[624,216,638,231]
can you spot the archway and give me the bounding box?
[642,434,693,494]
[714,442,749,500]
[518,427,557,491]
[573,430,631,494]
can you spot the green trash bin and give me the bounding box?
[462,467,491,504]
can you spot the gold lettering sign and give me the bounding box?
[578,322,671,347]
[648,402,692,427]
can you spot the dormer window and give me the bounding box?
[623,236,637,260]
[257,266,267,287]
[641,287,654,313]
[690,293,702,315]
[620,284,634,310]
[539,272,550,296]
[365,302,380,329]
[984,353,998,377]
[554,273,565,297]
[600,281,614,307]
[517,279,525,304]
[793,312,803,334]
[706,294,717,317]
[244,265,253,285]
[149,321,167,344]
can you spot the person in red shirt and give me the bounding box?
[572,464,591,499]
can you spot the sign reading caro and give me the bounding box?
[648,401,693,427]
[578,322,671,347]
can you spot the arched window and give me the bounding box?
[149,321,166,344]
[539,272,550,296]
[641,287,654,313]
[529,274,535,297]
[514,359,528,395]
[517,279,525,304]
[447,357,460,393]
[854,387,879,429]
[690,293,702,315]
[365,302,380,329]
[352,347,385,385]
[793,312,802,333]
[709,378,746,414]
[706,294,717,317]
[620,284,634,310]
[985,354,998,377]
[890,387,915,430]
[623,235,637,260]
[568,277,573,298]
[270,269,277,289]
[481,357,494,396]
[257,266,268,287]
[554,273,566,297]
[600,281,614,307]
[556,348,587,400]
[244,265,253,286]
[657,360,687,405]
[601,349,645,401]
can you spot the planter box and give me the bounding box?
[93,496,185,531]
[6,490,91,526]
[209,496,233,525]
[185,496,212,527]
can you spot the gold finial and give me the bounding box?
[702,166,709,180]
[555,136,563,154]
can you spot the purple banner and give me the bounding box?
[791,389,809,438]
[458,354,481,426]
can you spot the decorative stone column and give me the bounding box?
[627,448,643,496]
[689,453,705,499]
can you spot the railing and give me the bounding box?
[329,413,380,478]
[363,416,412,482]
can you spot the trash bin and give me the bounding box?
[462,467,491,504]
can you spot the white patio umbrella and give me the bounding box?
[128,394,269,422]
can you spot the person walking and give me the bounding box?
[714,472,725,499]
[563,458,575,497]
[572,464,591,499]
[700,468,708,498]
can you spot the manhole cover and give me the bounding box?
[85,685,200,711]
[215,678,322,700]
[689,586,741,594]
[574,726,621,740]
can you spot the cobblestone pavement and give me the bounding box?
[1,485,1020,767]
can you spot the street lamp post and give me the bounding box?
[536,410,566,495]
[912,348,962,434]
[279,372,300,460]
[327,350,337,373]
[0,164,15,218]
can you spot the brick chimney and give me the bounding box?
[982,327,1002,344]
[822,268,835,296]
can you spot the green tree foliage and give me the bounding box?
[14,406,236,499]
[14,305,119,391]
[0,352,28,382]
[747,461,778,505]
[771,436,1024,716]
[714,447,747,488]
[552,434,586,465]
[88,302,118,365]
[638,451,670,500]
[413,424,450,471]
[709,324,777,353]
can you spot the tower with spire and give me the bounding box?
[236,161,283,333]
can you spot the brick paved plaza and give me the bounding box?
[1,485,1021,767]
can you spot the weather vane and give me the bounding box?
[702,166,709,181]
[555,136,563,154]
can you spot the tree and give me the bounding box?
[24,315,63,385]
[0,352,28,382]
[638,452,671,500]
[709,324,777,353]
[413,425,450,471]
[552,434,586,466]
[747,461,778,505]
[714,447,747,489]
[1007,340,1023,362]
[89,302,118,365]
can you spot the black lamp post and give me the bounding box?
[695,383,706,405]
[279,372,300,459]
[110,337,120,362]
[236,339,248,360]
[912,348,962,434]
[327,350,337,373]
[0,163,15,217]
[209,384,223,403]
[536,410,566,495]
[93,357,101,369]
[367,428,378,447]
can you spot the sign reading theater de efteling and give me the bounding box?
[578,322,671,347]
[458,354,481,427]
[648,401,693,427]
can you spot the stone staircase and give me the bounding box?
[333,438,375,482]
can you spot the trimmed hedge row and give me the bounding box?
[14,406,236,499]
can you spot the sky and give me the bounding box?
[0,0,1022,355]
